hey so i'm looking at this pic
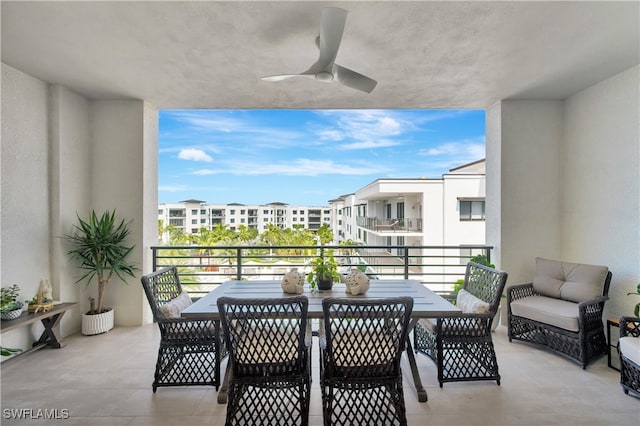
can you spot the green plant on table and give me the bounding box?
[0,346,23,357]
[0,284,23,312]
[307,248,340,290]
[627,283,640,317]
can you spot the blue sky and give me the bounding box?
[159,109,485,206]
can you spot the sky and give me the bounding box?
[159,109,485,206]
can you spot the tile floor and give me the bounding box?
[1,324,638,425]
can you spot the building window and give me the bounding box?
[397,202,404,219]
[200,209,206,215]
[230,218,235,223]
[460,200,485,221]
[158,209,163,215]
[191,209,197,215]
[201,219,206,224]
[230,209,235,214]
[241,210,245,215]
[397,236,405,255]
[191,219,197,224]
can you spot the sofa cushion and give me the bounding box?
[159,291,192,319]
[510,295,580,332]
[457,289,490,314]
[619,336,640,366]
[532,257,608,302]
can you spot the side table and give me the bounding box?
[606,318,620,371]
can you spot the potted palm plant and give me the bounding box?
[65,210,137,335]
[307,248,340,291]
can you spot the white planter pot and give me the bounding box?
[1,308,23,321]
[82,309,114,335]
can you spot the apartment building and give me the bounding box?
[329,159,486,253]
[159,160,486,252]
[158,200,332,239]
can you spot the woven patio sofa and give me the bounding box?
[619,316,640,397]
[507,257,611,369]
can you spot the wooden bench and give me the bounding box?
[1,302,78,355]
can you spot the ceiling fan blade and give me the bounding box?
[261,74,313,82]
[311,7,347,73]
[334,64,378,93]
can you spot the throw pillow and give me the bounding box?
[457,288,490,314]
[159,291,192,319]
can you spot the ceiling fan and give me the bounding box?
[261,7,377,93]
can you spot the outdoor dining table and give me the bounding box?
[181,279,461,403]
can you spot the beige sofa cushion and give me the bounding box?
[510,295,580,332]
[619,336,640,366]
[532,257,608,302]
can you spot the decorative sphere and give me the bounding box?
[345,268,370,295]
[281,268,305,294]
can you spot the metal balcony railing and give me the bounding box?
[356,217,423,232]
[150,244,492,297]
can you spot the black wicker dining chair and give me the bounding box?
[141,266,227,392]
[414,262,508,387]
[217,296,311,426]
[320,297,414,426]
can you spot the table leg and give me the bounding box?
[405,334,428,402]
[217,359,231,404]
[33,312,67,349]
[405,318,428,402]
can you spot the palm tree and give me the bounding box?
[317,223,334,245]
[237,225,258,243]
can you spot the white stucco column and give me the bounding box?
[90,100,157,326]
[485,100,564,286]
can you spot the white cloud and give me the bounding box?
[178,148,213,162]
[337,139,402,150]
[190,158,389,177]
[192,169,219,176]
[420,137,485,158]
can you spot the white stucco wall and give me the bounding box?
[49,84,92,336]
[487,66,640,321]
[563,65,640,319]
[90,100,157,327]
[1,64,52,352]
[442,174,486,246]
[1,65,159,359]
[486,100,564,286]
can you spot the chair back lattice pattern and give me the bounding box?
[464,262,507,314]
[217,296,311,426]
[320,297,413,426]
[141,266,183,322]
[140,267,226,392]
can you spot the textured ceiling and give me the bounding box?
[1,1,638,109]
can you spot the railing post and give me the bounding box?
[403,247,409,279]
[236,248,242,280]
[152,247,157,272]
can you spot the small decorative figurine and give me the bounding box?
[281,269,305,294]
[39,279,53,301]
[345,267,370,295]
